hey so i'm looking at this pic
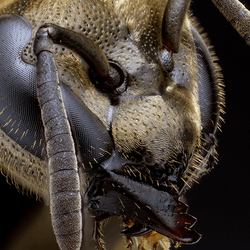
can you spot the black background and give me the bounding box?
[185,1,250,250]
[1,1,250,250]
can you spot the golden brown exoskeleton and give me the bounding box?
[0,1,249,250]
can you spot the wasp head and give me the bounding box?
[0,0,224,249]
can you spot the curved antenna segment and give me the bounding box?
[162,0,192,53]
[44,24,111,78]
[211,0,250,46]
[34,27,82,250]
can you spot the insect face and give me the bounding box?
[0,0,238,250]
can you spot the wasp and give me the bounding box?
[0,1,249,250]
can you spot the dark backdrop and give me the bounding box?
[185,1,250,250]
[1,1,250,250]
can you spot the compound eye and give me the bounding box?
[91,62,127,94]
